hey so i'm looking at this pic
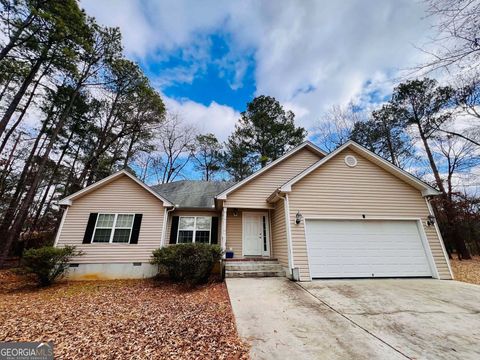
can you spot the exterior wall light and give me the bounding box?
[295,211,303,224]
[233,208,238,217]
[426,214,436,226]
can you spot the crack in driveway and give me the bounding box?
[297,282,412,360]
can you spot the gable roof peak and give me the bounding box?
[278,141,440,197]
[216,141,326,200]
[58,169,174,207]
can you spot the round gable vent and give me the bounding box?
[344,155,357,167]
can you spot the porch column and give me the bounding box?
[221,207,227,252]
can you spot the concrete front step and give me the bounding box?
[225,269,285,278]
[224,259,285,278]
[225,263,285,271]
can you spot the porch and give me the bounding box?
[221,208,273,260]
[220,207,289,278]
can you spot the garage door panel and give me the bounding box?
[309,254,430,264]
[305,220,432,278]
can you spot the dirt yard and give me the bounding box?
[450,256,480,285]
[0,271,249,359]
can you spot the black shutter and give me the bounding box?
[130,214,143,244]
[82,213,98,244]
[211,217,219,244]
[169,216,179,244]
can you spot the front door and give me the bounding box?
[243,212,269,256]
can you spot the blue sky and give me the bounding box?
[144,34,256,111]
[81,0,434,142]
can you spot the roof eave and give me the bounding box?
[421,188,442,197]
[172,206,220,211]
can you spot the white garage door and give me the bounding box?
[305,220,433,278]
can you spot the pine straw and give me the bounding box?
[450,256,480,285]
[0,270,249,359]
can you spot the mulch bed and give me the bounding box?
[450,256,480,285]
[0,270,249,359]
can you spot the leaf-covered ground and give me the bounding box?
[0,271,249,359]
[450,256,480,285]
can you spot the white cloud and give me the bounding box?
[163,96,240,141]
[232,1,433,130]
[81,0,436,133]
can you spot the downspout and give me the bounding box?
[160,206,176,247]
[275,191,295,279]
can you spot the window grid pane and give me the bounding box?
[195,217,211,230]
[195,230,210,243]
[178,230,193,243]
[112,228,131,243]
[97,214,115,227]
[179,217,195,230]
[116,214,134,228]
[93,228,112,243]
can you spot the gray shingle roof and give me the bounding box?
[150,180,236,208]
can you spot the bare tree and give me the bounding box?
[191,133,223,181]
[431,133,480,259]
[154,113,197,184]
[314,103,366,152]
[419,0,480,73]
[434,133,480,199]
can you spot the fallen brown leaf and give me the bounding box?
[0,270,250,360]
[450,256,480,285]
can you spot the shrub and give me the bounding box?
[21,246,83,286]
[151,244,223,286]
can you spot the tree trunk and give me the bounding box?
[0,132,22,199]
[0,68,48,155]
[30,129,74,231]
[122,133,137,169]
[0,74,14,102]
[62,145,81,196]
[0,114,51,238]
[0,82,82,266]
[0,12,36,63]
[382,119,397,166]
[77,94,121,185]
[417,123,446,194]
[0,47,48,138]
[417,122,471,259]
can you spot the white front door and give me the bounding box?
[243,212,269,256]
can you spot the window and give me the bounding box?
[92,214,134,244]
[177,216,211,244]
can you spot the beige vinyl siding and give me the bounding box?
[225,148,321,209]
[57,175,165,263]
[164,210,220,244]
[287,148,452,281]
[226,209,242,256]
[271,199,288,267]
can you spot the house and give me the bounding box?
[54,140,453,281]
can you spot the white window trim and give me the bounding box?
[91,213,135,244]
[176,216,212,244]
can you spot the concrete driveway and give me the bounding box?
[226,278,480,360]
